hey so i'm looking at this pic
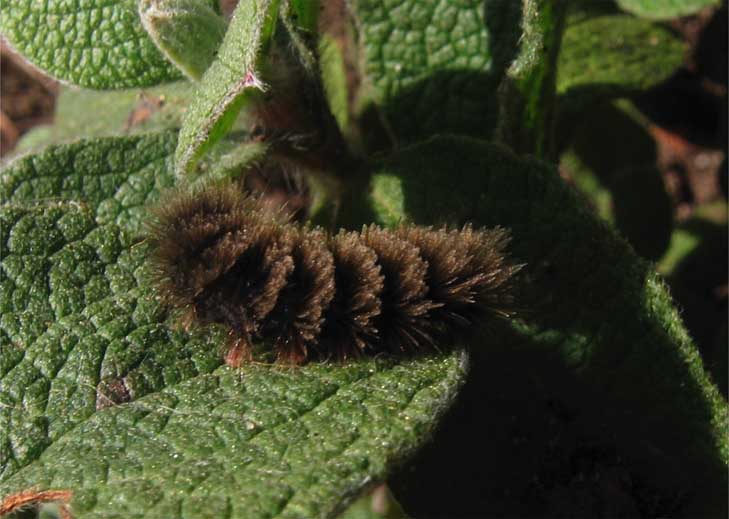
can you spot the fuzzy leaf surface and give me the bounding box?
[0,132,179,236]
[174,0,281,175]
[0,134,204,485]
[369,136,728,517]
[616,0,720,19]
[0,203,229,485]
[346,0,523,146]
[658,202,729,398]
[0,0,182,88]
[6,130,268,218]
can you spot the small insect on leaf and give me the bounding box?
[147,183,523,364]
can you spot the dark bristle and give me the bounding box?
[248,225,296,324]
[147,184,267,305]
[263,228,336,363]
[397,225,520,326]
[147,185,295,352]
[148,184,523,365]
[189,221,293,336]
[318,231,384,359]
[455,226,522,319]
[361,225,437,352]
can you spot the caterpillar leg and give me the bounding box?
[225,336,253,368]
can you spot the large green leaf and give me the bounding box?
[368,136,728,517]
[0,133,192,484]
[0,0,182,89]
[0,136,467,517]
[174,0,281,176]
[2,356,463,517]
[345,0,523,147]
[0,203,226,484]
[617,0,720,19]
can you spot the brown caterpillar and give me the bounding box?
[148,183,522,365]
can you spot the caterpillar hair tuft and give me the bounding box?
[148,183,523,365]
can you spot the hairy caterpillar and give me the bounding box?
[148,184,522,365]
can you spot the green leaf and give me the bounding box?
[1,133,178,236]
[0,133,253,485]
[658,202,728,398]
[0,137,467,516]
[0,203,227,483]
[557,14,685,97]
[0,0,182,89]
[319,34,351,133]
[496,0,568,157]
[346,0,523,147]
[12,81,266,157]
[2,132,268,235]
[559,100,674,260]
[554,14,685,160]
[280,0,320,76]
[658,202,729,276]
[15,83,194,153]
[174,0,281,176]
[288,0,320,33]
[11,126,55,157]
[616,0,720,20]
[139,0,227,80]
[368,136,728,516]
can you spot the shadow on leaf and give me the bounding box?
[369,136,727,518]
